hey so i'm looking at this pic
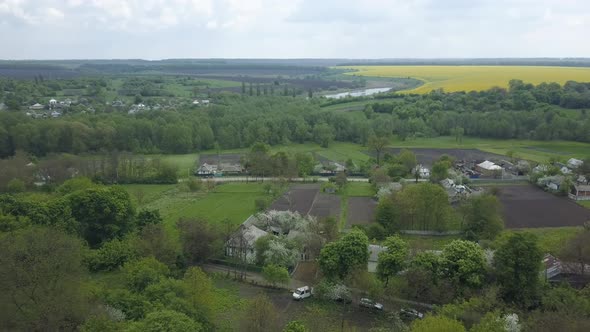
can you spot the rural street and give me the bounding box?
[201,176,370,183]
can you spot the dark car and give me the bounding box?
[359,298,384,311]
[399,308,424,321]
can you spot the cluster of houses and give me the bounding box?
[194,159,353,177]
[534,158,589,201]
[26,98,76,118]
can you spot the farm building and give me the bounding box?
[567,158,584,169]
[196,162,244,176]
[313,161,346,175]
[476,160,503,176]
[569,184,590,201]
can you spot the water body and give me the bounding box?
[324,87,392,99]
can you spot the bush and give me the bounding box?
[6,178,25,193]
[255,198,269,212]
[85,237,139,272]
[262,264,290,287]
[187,178,202,192]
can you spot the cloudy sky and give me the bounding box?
[0,0,589,59]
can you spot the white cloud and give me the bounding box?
[0,0,589,59]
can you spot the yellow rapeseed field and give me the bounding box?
[343,65,590,93]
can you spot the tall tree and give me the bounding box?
[68,186,136,247]
[460,194,504,241]
[368,135,389,165]
[441,240,486,293]
[0,227,89,331]
[376,235,409,286]
[560,230,590,275]
[318,229,369,280]
[494,233,543,308]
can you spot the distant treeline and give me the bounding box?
[1,79,590,158]
[339,58,590,67]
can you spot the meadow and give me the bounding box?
[342,65,590,93]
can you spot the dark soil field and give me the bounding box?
[269,184,320,216]
[498,185,590,228]
[378,148,506,167]
[198,153,243,165]
[347,197,378,227]
[308,193,340,219]
[268,184,341,219]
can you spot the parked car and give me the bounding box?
[400,308,424,320]
[359,298,384,311]
[292,286,313,300]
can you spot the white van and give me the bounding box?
[292,286,312,300]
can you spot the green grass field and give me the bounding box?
[124,182,276,234]
[494,227,582,254]
[342,65,590,93]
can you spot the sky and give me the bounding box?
[0,0,589,59]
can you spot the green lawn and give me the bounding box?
[138,183,273,233]
[157,154,199,177]
[494,227,582,254]
[399,234,461,250]
[578,201,590,209]
[340,182,374,197]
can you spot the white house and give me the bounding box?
[567,158,584,169]
[49,98,57,106]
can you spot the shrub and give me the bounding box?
[6,178,25,193]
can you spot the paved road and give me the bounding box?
[200,176,370,183]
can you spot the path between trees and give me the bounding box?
[201,262,434,310]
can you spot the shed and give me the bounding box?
[569,184,590,201]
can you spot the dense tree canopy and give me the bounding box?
[494,233,543,308]
[2,80,590,159]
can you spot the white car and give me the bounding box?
[292,286,312,300]
[359,298,384,311]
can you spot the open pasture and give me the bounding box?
[343,65,590,93]
[497,185,590,228]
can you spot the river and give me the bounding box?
[324,87,392,99]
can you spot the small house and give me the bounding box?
[196,163,218,176]
[225,215,268,263]
[49,98,57,106]
[29,103,44,110]
[537,175,565,192]
[567,158,584,169]
[569,184,590,201]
